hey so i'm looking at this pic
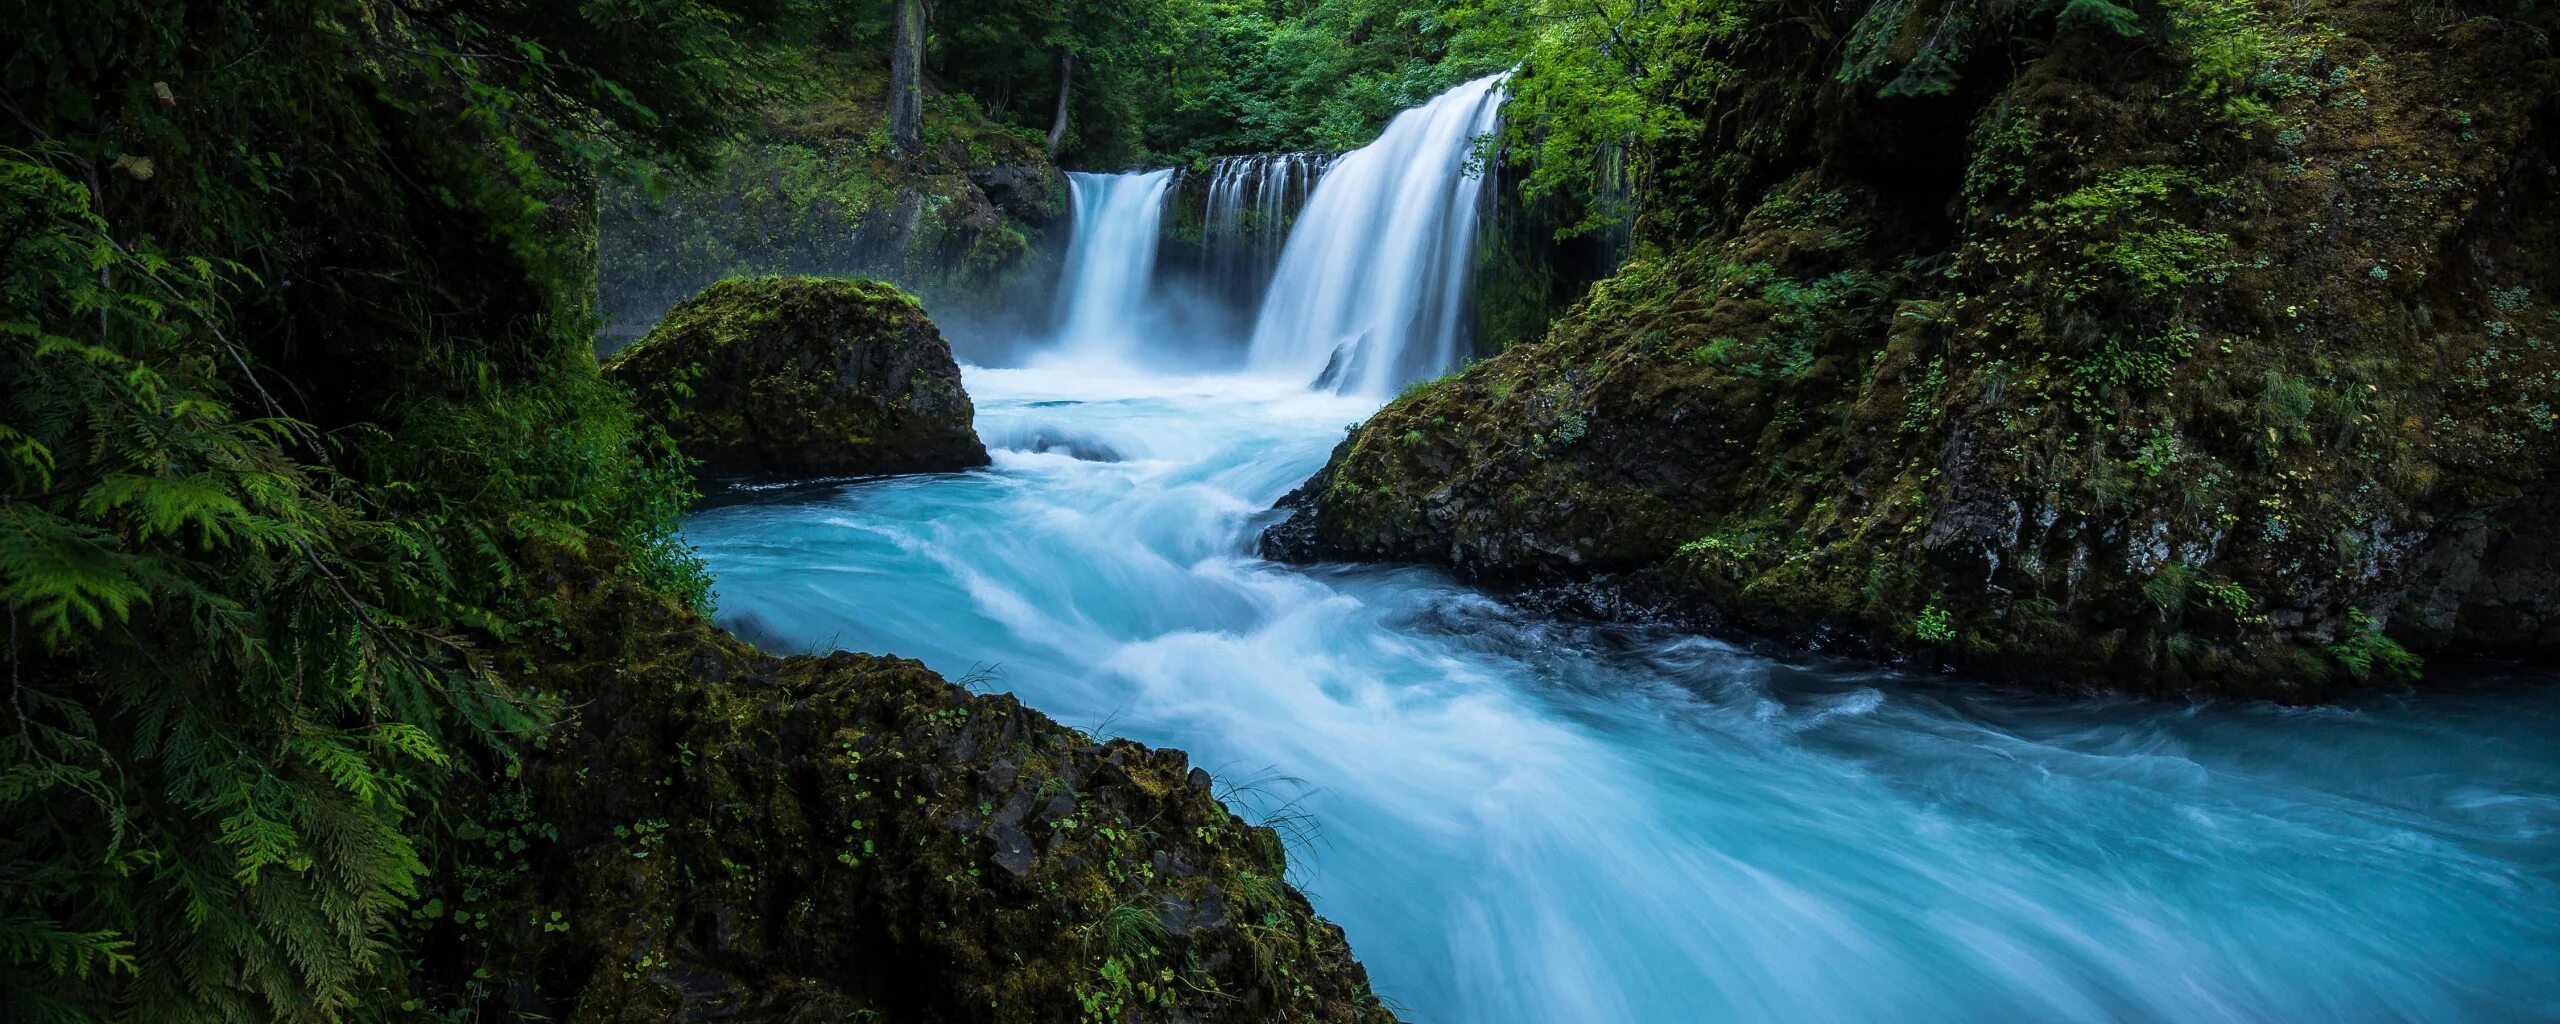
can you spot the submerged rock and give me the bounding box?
[606,276,990,479]
[1269,0,2560,699]
[418,550,1394,1022]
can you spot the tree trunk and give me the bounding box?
[1045,48,1074,157]
[887,0,929,156]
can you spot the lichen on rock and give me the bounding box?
[1270,0,2560,700]
[605,275,991,480]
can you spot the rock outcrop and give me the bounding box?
[596,58,1067,347]
[1269,0,2560,699]
[606,276,990,479]
[412,550,1394,1022]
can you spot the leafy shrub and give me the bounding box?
[0,1,787,1018]
[2330,609,2423,682]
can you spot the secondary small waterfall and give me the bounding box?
[1245,73,1508,395]
[1199,152,1330,309]
[1052,169,1177,361]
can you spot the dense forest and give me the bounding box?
[7,0,2556,1021]
[0,1,1642,1018]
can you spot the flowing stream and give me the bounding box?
[681,79,2560,1023]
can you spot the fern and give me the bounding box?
[0,2,780,1019]
[0,917,137,979]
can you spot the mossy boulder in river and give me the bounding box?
[606,276,990,479]
[411,549,1394,1022]
[1270,0,2560,700]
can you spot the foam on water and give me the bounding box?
[690,366,2560,1023]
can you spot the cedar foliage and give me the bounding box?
[0,1,798,1019]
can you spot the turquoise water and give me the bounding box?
[687,365,2560,1023]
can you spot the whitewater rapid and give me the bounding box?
[687,366,2560,1023]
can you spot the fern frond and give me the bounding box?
[0,507,151,644]
[0,916,137,979]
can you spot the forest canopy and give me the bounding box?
[794,0,1723,233]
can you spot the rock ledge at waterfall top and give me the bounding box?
[606,275,989,480]
[1267,0,2560,700]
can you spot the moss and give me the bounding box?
[605,276,989,480]
[598,54,1066,345]
[411,546,1395,1022]
[1270,0,2560,700]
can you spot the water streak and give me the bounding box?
[1200,153,1329,311]
[688,369,2560,1023]
[1051,169,1177,362]
[1246,73,1508,394]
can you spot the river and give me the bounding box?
[681,70,2560,1023]
[688,364,2560,1022]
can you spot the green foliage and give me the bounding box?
[2143,561,2198,613]
[1,1,772,1019]
[1140,0,1515,159]
[2258,370,2318,444]
[2195,578,2253,615]
[2163,0,2315,125]
[847,0,1530,166]
[2330,609,2422,683]
[2143,563,2249,619]
[2074,325,2200,402]
[1691,261,1886,380]
[1905,358,1950,432]
[1540,412,1591,453]
[2059,0,2146,37]
[1914,604,1956,644]
[1492,0,1746,236]
[0,148,492,1024]
[2039,166,2235,300]
[1677,527,1764,559]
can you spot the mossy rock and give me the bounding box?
[607,276,990,479]
[415,549,1396,1022]
[1271,0,2560,700]
[595,53,1067,343]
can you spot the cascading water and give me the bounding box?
[678,75,2560,1023]
[1246,72,1508,394]
[1199,153,1329,310]
[1051,169,1177,362]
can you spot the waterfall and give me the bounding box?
[1052,169,1177,361]
[1041,76,1502,382]
[1245,73,1507,395]
[1200,152,1329,312]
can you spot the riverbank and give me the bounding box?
[688,363,2560,1022]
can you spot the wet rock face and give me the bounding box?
[1271,0,2560,699]
[606,276,990,479]
[425,554,1395,1023]
[969,164,1069,223]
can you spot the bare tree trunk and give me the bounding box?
[1044,48,1074,157]
[887,0,929,156]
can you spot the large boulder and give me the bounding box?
[607,276,989,479]
[408,550,1395,1023]
[1269,0,2560,700]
